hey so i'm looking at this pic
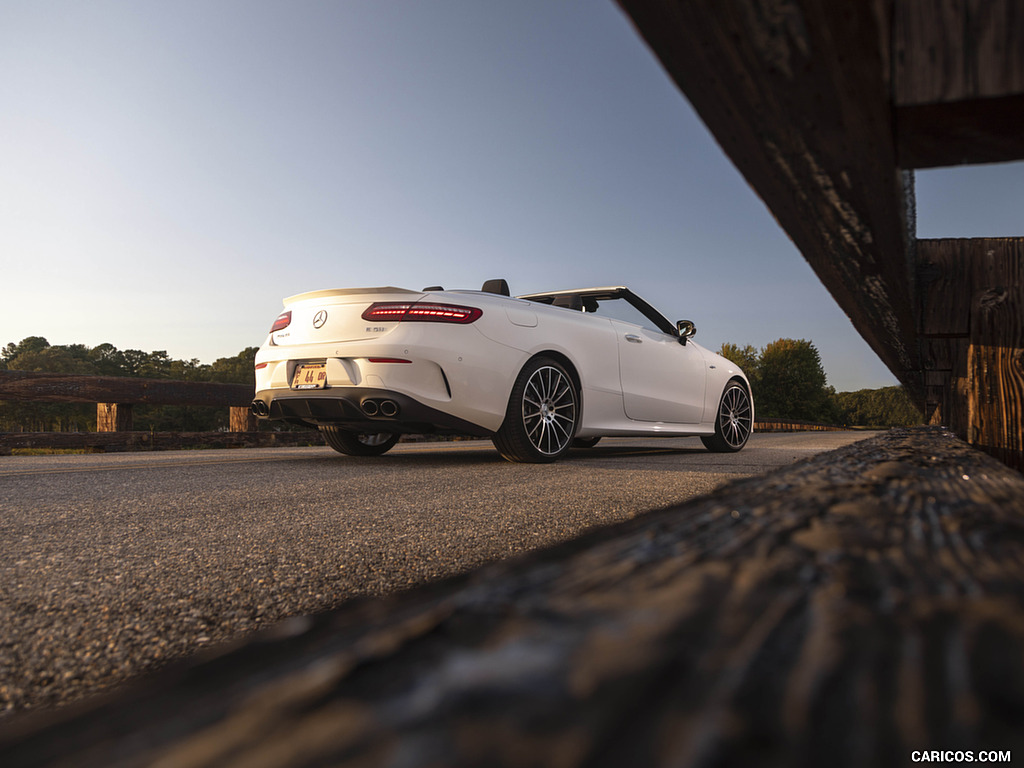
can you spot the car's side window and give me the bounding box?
[589,297,664,334]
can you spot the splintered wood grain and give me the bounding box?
[2,429,1023,768]
[969,240,1024,469]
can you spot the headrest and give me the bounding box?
[552,294,583,311]
[481,279,510,296]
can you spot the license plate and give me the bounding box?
[291,363,327,390]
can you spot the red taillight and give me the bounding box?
[361,302,482,324]
[270,311,292,332]
[367,357,412,364]
[254,362,269,370]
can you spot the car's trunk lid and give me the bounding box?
[271,287,425,346]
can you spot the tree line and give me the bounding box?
[0,337,257,432]
[717,338,923,427]
[0,335,922,432]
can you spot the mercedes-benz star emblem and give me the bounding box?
[313,310,328,329]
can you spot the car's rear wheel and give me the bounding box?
[320,426,400,456]
[701,381,752,452]
[493,357,579,463]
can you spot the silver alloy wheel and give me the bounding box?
[718,385,752,449]
[521,365,577,456]
[357,433,393,447]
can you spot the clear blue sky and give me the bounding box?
[2,1,1021,391]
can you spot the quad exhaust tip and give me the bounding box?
[250,400,270,417]
[379,399,399,417]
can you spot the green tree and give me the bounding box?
[2,336,51,362]
[756,338,837,422]
[1,338,97,431]
[208,347,258,385]
[8,346,97,375]
[717,343,759,379]
[89,343,129,376]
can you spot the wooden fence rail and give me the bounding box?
[0,370,252,406]
[753,419,847,432]
[1,369,846,453]
[0,370,256,434]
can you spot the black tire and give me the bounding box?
[493,357,579,463]
[572,436,601,448]
[701,381,752,453]
[320,426,399,456]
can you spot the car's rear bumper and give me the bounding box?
[252,387,494,437]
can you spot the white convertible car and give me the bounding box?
[251,279,753,463]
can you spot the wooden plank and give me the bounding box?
[0,371,253,407]
[893,0,1024,167]
[896,94,1024,168]
[917,239,972,431]
[3,428,1022,766]
[968,239,1024,470]
[921,337,968,374]
[917,239,973,337]
[894,0,1024,105]
[918,238,1024,467]
[616,0,921,397]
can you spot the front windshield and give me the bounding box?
[588,296,666,334]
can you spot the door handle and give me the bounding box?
[625,334,642,343]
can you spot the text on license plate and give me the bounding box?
[292,363,327,390]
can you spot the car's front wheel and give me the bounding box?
[493,357,579,463]
[701,381,752,452]
[320,427,400,456]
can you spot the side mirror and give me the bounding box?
[676,319,697,345]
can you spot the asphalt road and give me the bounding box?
[0,431,877,720]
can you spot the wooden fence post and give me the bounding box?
[97,403,133,432]
[229,406,257,433]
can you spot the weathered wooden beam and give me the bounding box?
[0,371,253,407]
[894,0,1024,105]
[896,95,1024,168]
[917,238,1024,469]
[2,428,1022,766]
[894,0,1024,167]
[616,0,921,398]
[917,237,973,436]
